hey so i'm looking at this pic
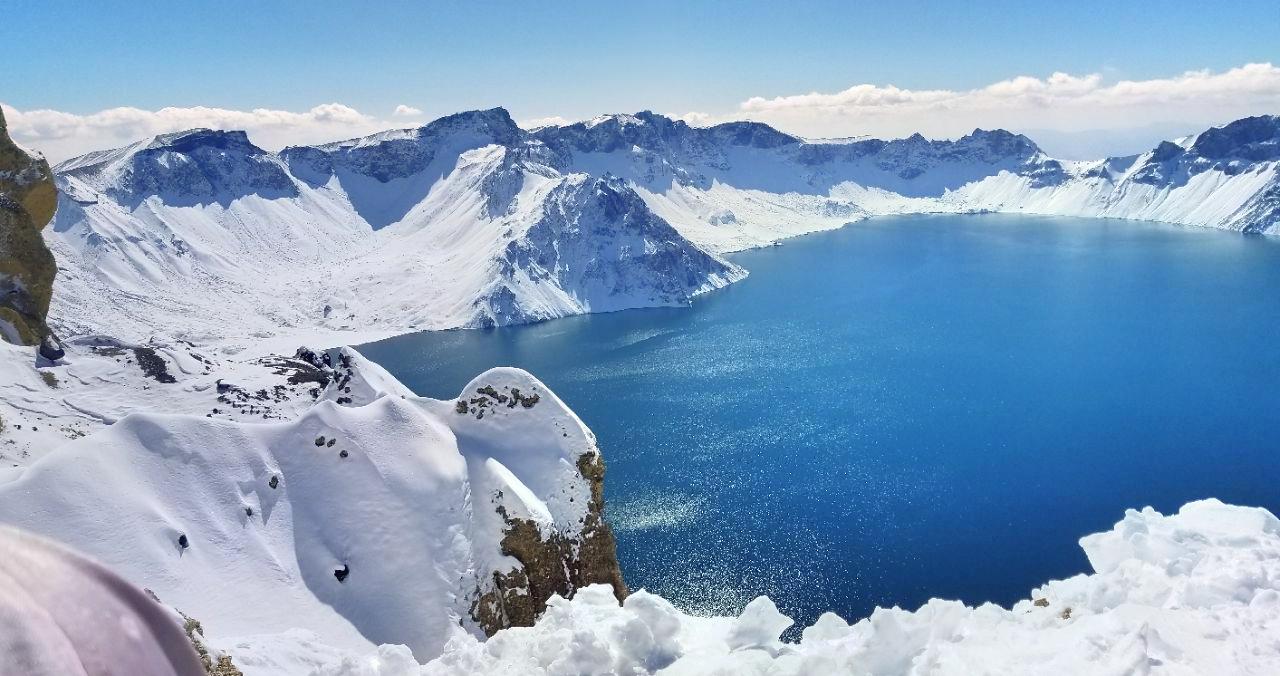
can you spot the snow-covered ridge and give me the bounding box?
[48,108,743,343]
[45,110,1279,344]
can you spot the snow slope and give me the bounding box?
[0,333,411,471]
[0,358,619,664]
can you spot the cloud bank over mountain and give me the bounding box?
[686,62,1280,157]
[1,103,390,163]
[5,62,1280,163]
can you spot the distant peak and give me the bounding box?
[579,112,665,129]
[423,107,517,130]
[956,128,1042,156]
[1189,115,1280,161]
[146,128,264,155]
[706,120,800,148]
[417,107,521,145]
[967,128,1019,139]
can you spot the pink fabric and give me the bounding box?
[0,526,205,675]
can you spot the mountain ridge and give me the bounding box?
[43,109,1280,344]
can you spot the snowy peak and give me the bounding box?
[288,106,521,180]
[704,120,801,149]
[419,106,522,144]
[955,128,1042,160]
[1189,115,1280,162]
[1127,116,1280,187]
[58,127,294,206]
[477,173,744,327]
[146,128,265,155]
[536,111,696,155]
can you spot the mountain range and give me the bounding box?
[46,109,1280,343]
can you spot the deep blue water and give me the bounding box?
[359,214,1280,628]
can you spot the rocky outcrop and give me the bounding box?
[471,451,628,636]
[179,612,244,676]
[455,375,628,636]
[0,107,57,346]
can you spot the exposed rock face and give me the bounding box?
[455,376,627,636]
[471,451,628,636]
[0,107,57,346]
[179,613,245,676]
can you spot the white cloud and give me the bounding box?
[726,63,1280,145]
[6,63,1278,164]
[1,103,390,163]
[673,111,718,127]
[518,115,574,129]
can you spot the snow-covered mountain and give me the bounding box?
[524,111,1280,252]
[45,110,1280,344]
[49,109,743,342]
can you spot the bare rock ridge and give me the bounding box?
[0,107,58,349]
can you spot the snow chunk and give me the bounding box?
[420,500,1280,675]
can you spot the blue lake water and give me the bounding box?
[359,214,1280,628]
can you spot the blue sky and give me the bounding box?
[3,1,1279,160]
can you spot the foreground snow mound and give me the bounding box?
[413,499,1280,676]
[0,340,413,470]
[0,363,625,663]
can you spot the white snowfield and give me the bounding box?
[0,357,602,665]
[45,110,1280,344]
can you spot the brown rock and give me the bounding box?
[470,451,628,635]
[0,107,58,346]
